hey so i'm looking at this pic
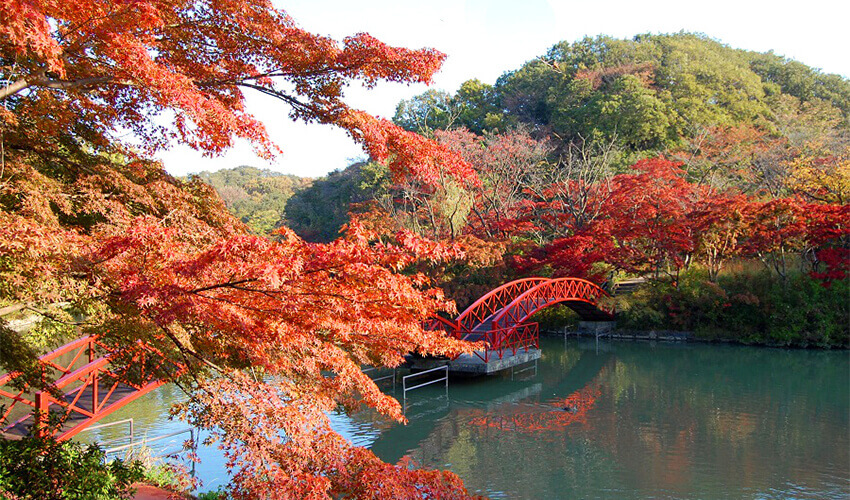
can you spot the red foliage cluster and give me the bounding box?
[506,157,848,285]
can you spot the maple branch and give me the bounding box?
[187,278,257,294]
[227,285,289,303]
[235,82,333,118]
[192,291,282,314]
[22,306,89,326]
[158,324,227,375]
[0,304,26,317]
[0,75,115,99]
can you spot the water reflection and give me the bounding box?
[77,337,849,499]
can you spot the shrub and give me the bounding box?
[0,434,143,500]
[615,267,850,347]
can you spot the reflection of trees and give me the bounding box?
[383,349,618,498]
[368,377,544,464]
[466,380,602,434]
[568,343,849,497]
[370,338,849,498]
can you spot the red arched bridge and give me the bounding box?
[425,277,614,367]
[0,336,182,441]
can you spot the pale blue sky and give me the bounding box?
[158,0,850,178]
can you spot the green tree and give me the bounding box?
[0,435,144,500]
[393,89,458,134]
[453,79,510,134]
[284,162,386,242]
[193,166,312,235]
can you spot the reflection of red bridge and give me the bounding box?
[424,277,614,372]
[468,382,603,434]
[0,336,181,440]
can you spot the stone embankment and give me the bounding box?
[544,328,693,342]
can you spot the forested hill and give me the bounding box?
[394,32,848,153]
[192,164,380,241]
[202,33,848,241]
[192,166,312,235]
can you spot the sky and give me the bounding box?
[158,0,850,179]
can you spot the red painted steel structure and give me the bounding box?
[492,277,614,329]
[425,277,614,362]
[471,322,540,363]
[0,336,182,440]
[454,278,548,336]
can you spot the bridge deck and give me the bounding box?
[410,348,541,375]
[2,380,139,439]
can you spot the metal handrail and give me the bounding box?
[402,365,448,396]
[79,418,135,447]
[362,366,397,389]
[104,426,197,477]
[512,360,538,379]
[105,427,194,455]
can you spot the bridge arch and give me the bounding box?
[492,277,614,330]
[454,277,549,333]
[422,277,614,362]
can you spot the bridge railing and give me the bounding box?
[0,336,183,440]
[455,278,547,333]
[420,316,460,337]
[1,336,101,431]
[472,322,539,363]
[493,278,614,329]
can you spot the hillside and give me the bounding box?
[191,166,312,235]
[284,162,387,242]
[204,33,848,242]
[395,32,848,160]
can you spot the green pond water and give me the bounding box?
[79,337,849,499]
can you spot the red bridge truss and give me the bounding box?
[425,277,614,362]
[0,336,182,441]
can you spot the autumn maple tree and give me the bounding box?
[0,0,483,497]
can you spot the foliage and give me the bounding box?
[0,1,485,497]
[1,0,481,187]
[616,268,850,347]
[284,162,385,242]
[193,167,312,236]
[118,445,196,494]
[394,33,848,183]
[436,127,551,239]
[343,127,552,247]
[380,34,850,346]
[0,434,143,500]
[1,10,847,495]
[393,80,510,135]
[785,144,849,204]
[748,51,850,127]
[393,89,458,134]
[197,489,230,500]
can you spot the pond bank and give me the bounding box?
[545,327,849,349]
